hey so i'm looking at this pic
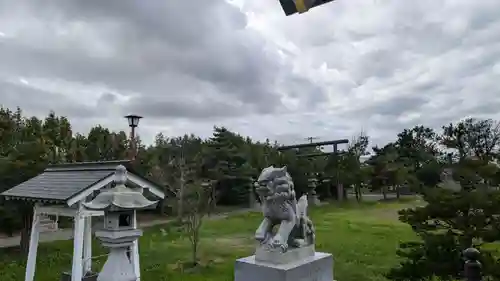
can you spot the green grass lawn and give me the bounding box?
[0,200,421,281]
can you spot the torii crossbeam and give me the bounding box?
[277,139,349,201]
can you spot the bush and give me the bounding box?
[388,187,500,280]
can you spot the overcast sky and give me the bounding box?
[1,0,500,149]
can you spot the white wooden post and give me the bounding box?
[71,204,85,281]
[25,205,40,281]
[83,216,92,274]
[130,210,140,281]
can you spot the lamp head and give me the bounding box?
[124,114,142,128]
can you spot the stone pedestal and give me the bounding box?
[235,252,334,281]
[94,229,142,281]
[308,194,321,206]
[255,245,316,265]
[250,200,261,210]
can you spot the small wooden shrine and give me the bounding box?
[0,160,166,281]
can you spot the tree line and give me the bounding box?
[2,106,500,279]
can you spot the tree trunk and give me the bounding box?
[324,180,332,198]
[382,186,387,200]
[191,222,199,266]
[177,168,185,220]
[20,206,33,256]
[192,238,198,266]
[354,184,362,202]
[337,183,344,202]
[158,198,168,215]
[396,185,401,199]
[329,183,335,200]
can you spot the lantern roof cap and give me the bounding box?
[83,165,157,211]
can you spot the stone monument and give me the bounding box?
[234,166,334,281]
[83,165,157,281]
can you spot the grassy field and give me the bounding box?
[0,200,422,281]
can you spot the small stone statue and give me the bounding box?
[254,166,315,253]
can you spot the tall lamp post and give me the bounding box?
[124,114,142,161]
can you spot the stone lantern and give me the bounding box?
[307,176,321,206]
[83,165,157,281]
[248,177,261,210]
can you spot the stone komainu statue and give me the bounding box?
[254,166,315,252]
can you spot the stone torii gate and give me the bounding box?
[277,139,349,201]
[0,160,166,281]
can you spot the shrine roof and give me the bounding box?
[1,160,167,205]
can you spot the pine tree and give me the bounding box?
[388,118,500,281]
[206,127,251,205]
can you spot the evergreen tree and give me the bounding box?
[206,127,251,205]
[388,119,500,281]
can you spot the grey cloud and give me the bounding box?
[125,97,247,120]
[0,0,303,121]
[0,40,150,92]
[273,133,309,146]
[350,48,407,85]
[464,3,499,31]
[463,100,500,116]
[97,93,118,107]
[410,80,442,93]
[394,23,462,56]
[0,81,96,118]
[98,93,117,104]
[3,0,500,148]
[346,95,429,119]
[284,76,328,108]
[325,2,500,145]
[37,0,248,46]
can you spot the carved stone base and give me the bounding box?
[255,245,315,265]
[97,247,136,281]
[235,251,334,281]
